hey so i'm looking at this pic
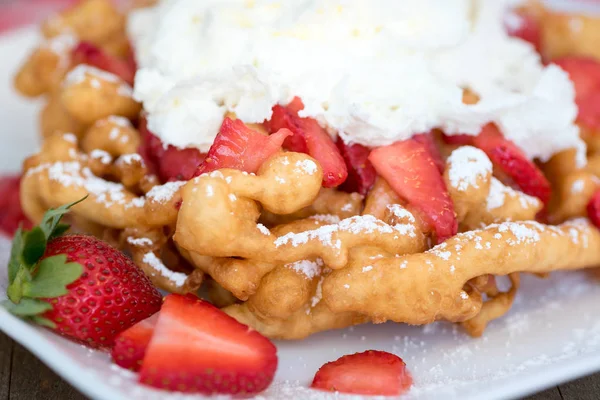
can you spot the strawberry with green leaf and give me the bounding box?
[3,197,162,348]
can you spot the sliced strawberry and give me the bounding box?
[505,10,541,53]
[441,133,474,146]
[369,139,457,243]
[195,117,291,175]
[139,294,277,395]
[138,116,206,182]
[0,175,32,237]
[336,138,376,195]
[413,132,444,173]
[311,350,412,396]
[587,189,600,229]
[554,57,600,130]
[72,42,136,85]
[473,124,551,205]
[269,99,348,187]
[111,314,158,371]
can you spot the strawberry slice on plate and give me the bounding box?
[336,138,376,195]
[139,294,278,395]
[553,57,600,130]
[72,41,136,85]
[369,138,458,243]
[473,124,551,205]
[111,313,158,372]
[269,98,348,187]
[587,189,600,229]
[311,350,412,396]
[0,175,32,237]
[138,116,206,182]
[2,198,162,348]
[195,117,291,175]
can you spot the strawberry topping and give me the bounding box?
[473,124,551,205]
[336,138,376,195]
[441,133,474,146]
[553,57,600,130]
[311,350,413,396]
[269,98,348,187]
[72,42,136,85]
[505,10,542,53]
[139,294,277,395]
[587,189,600,229]
[369,139,458,243]
[0,175,32,237]
[195,117,291,176]
[111,314,158,372]
[413,132,445,173]
[138,116,206,182]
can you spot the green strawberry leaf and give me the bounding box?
[8,226,24,284]
[1,298,52,316]
[49,224,71,240]
[39,196,87,240]
[21,227,47,267]
[30,315,56,329]
[22,255,83,299]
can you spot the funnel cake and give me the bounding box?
[10,0,600,347]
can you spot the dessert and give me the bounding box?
[3,0,600,396]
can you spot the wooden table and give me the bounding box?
[1,331,598,400]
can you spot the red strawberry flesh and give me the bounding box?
[195,117,291,175]
[0,175,32,236]
[369,138,458,243]
[42,235,162,348]
[336,138,376,195]
[138,116,206,182]
[554,57,600,130]
[111,313,158,371]
[139,294,277,395]
[311,350,413,396]
[269,99,348,187]
[413,132,445,173]
[72,42,136,85]
[587,189,600,229]
[473,124,551,205]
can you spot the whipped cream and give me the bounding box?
[128,0,585,164]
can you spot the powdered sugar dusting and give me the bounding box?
[487,177,540,211]
[64,64,134,97]
[142,252,187,287]
[90,149,112,165]
[146,181,186,203]
[257,223,271,236]
[127,237,153,246]
[286,259,323,279]
[274,214,416,248]
[294,159,318,175]
[447,146,492,192]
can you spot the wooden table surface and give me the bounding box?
[1,331,598,400]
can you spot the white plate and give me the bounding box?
[2,25,600,400]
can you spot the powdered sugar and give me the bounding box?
[294,159,318,175]
[447,146,492,192]
[117,154,142,165]
[90,149,112,165]
[286,259,323,279]
[486,177,540,211]
[64,64,134,97]
[107,115,132,127]
[362,265,373,273]
[127,237,153,246]
[256,223,271,236]
[571,179,585,194]
[142,252,187,287]
[145,181,186,203]
[274,214,416,249]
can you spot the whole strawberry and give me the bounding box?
[3,198,162,348]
